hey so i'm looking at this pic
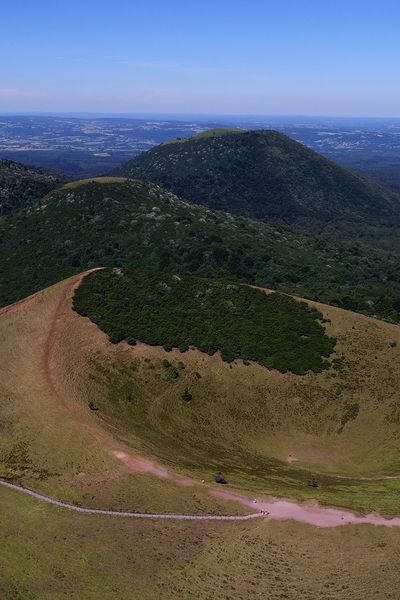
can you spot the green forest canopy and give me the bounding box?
[73,268,336,375]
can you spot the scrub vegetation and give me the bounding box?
[2,179,400,325]
[0,158,63,216]
[115,129,400,244]
[73,268,336,374]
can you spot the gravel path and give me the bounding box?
[4,478,400,528]
[0,479,262,521]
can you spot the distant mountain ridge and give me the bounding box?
[114,128,400,241]
[0,159,63,216]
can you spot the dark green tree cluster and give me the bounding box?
[73,268,336,375]
[0,159,63,216]
[182,388,192,402]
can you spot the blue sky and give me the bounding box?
[1,0,400,116]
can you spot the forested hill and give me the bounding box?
[2,178,400,324]
[114,129,400,242]
[0,159,63,216]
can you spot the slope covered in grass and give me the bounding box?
[115,128,400,242]
[2,179,400,324]
[2,484,400,600]
[0,273,240,517]
[74,268,335,374]
[2,272,400,519]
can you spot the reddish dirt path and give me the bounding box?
[212,489,400,528]
[0,290,43,316]
[41,271,183,480]
[3,478,400,528]
[0,479,261,521]
[42,271,108,443]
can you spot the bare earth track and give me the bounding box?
[0,479,262,521]
[2,478,400,528]
[0,290,43,316]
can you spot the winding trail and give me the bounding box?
[41,270,192,481]
[43,270,109,444]
[0,479,261,521]
[3,478,400,528]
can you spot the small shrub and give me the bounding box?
[215,471,227,484]
[166,366,179,380]
[338,403,360,433]
[182,388,192,402]
[332,356,345,371]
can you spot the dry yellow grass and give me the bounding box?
[2,273,400,597]
[62,177,128,189]
[2,483,400,600]
[2,272,400,513]
[63,282,400,475]
[0,275,244,515]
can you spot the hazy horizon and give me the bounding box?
[2,0,400,116]
[2,112,400,122]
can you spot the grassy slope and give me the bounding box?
[2,179,400,325]
[0,275,242,516]
[2,274,400,598]
[62,176,128,188]
[73,295,400,516]
[1,273,400,516]
[2,484,400,600]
